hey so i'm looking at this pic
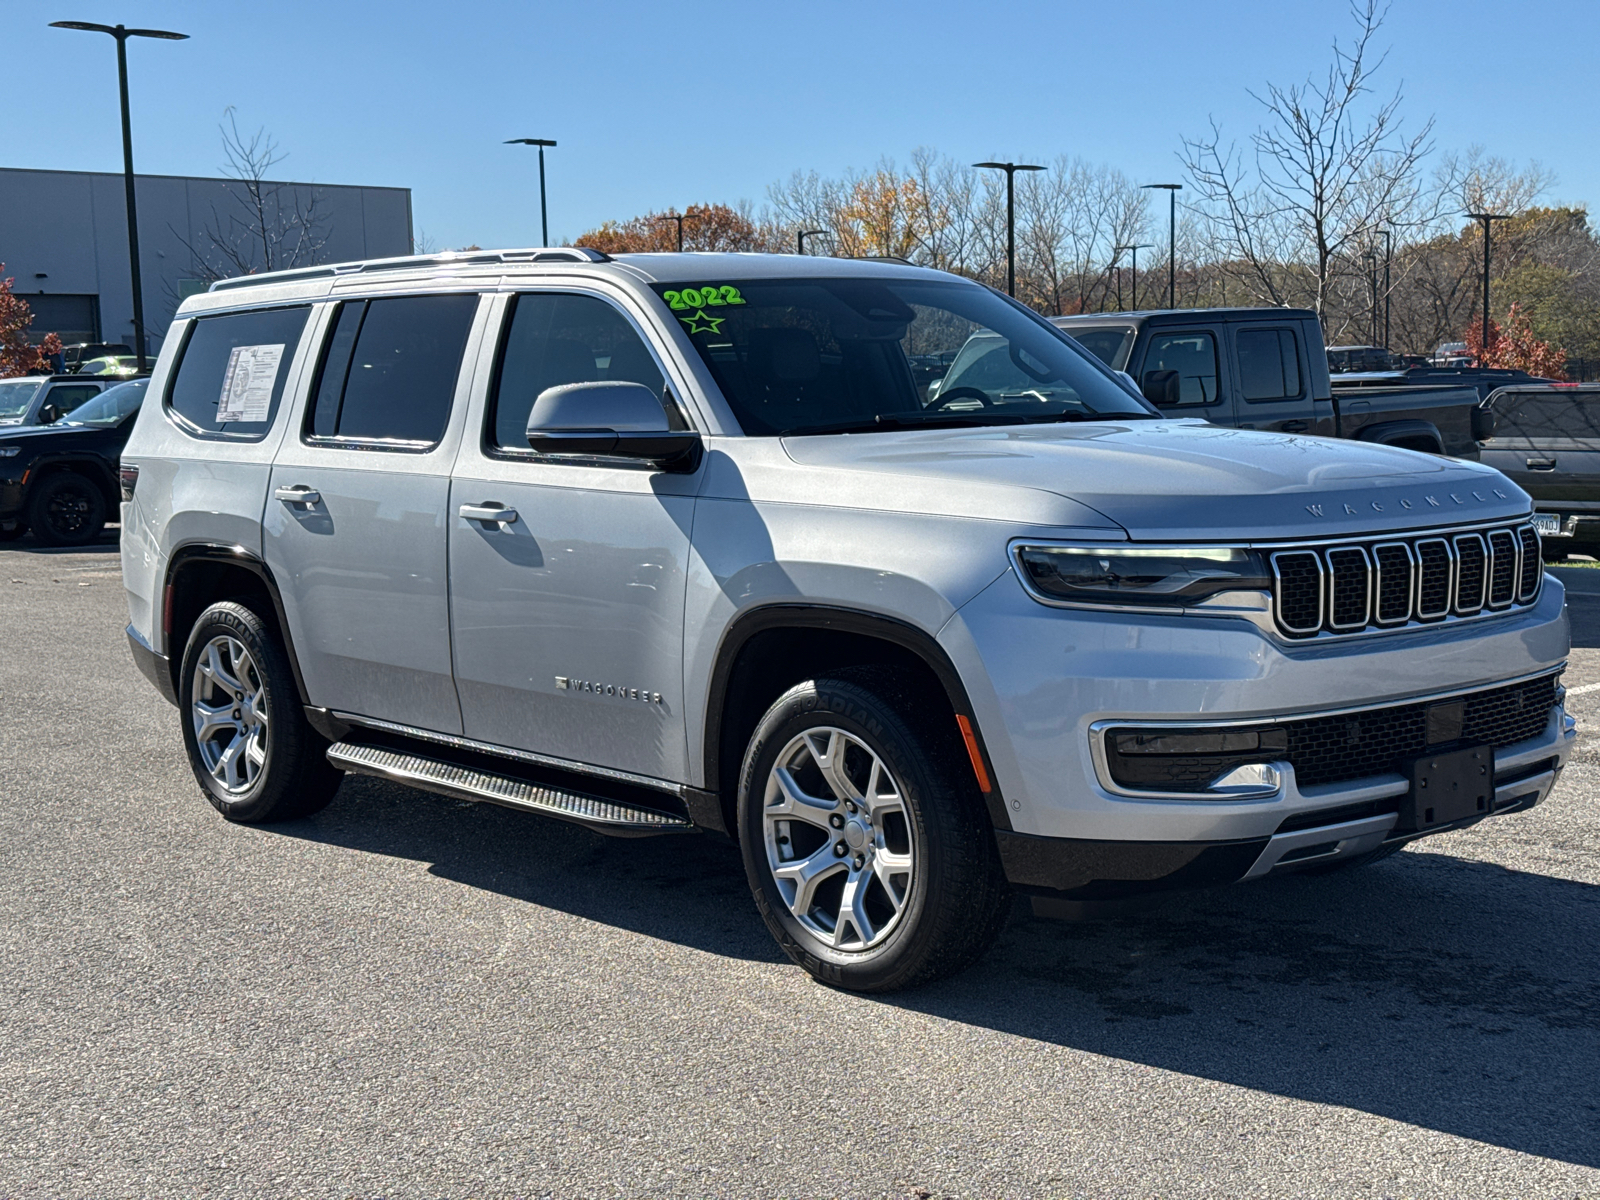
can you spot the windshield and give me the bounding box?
[61,378,147,427]
[1061,326,1135,371]
[0,378,44,418]
[653,277,1154,435]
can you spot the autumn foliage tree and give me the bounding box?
[0,266,62,377]
[575,203,775,254]
[1464,303,1567,377]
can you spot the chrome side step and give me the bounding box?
[326,741,695,837]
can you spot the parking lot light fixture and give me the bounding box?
[1115,243,1154,311]
[1466,212,1511,360]
[50,20,189,373]
[974,161,1046,297]
[505,138,557,246]
[797,229,829,256]
[653,213,691,253]
[1376,229,1392,349]
[1141,183,1183,308]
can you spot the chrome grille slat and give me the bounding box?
[1267,522,1540,638]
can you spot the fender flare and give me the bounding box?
[701,603,1011,831]
[23,453,119,509]
[1355,418,1444,454]
[163,543,312,709]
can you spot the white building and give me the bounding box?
[0,167,412,356]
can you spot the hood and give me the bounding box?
[779,419,1530,541]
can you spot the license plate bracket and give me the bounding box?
[1400,744,1493,831]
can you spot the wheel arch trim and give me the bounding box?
[162,542,311,708]
[701,602,1011,831]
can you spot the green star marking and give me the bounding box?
[680,309,725,335]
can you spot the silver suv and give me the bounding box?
[120,249,1575,991]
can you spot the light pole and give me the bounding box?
[1376,228,1392,349]
[50,20,188,372]
[1142,183,1183,308]
[797,229,829,256]
[1466,212,1511,360]
[1363,250,1378,345]
[1115,243,1153,311]
[653,213,689,252]
[974,161,1046,296]
[504,138,557,246]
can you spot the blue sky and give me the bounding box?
[8,0,1596,250]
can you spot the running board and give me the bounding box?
[326,741,695,837]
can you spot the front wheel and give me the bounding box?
[738,668,1010,992]
[178,601,343,823]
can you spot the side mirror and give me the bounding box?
[927,377,944,398]
[1471,406,1497,441]
[37,403,61,425]
[526,381,702,472]
[1141,369,1181,407]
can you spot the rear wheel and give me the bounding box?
[26,472,105,547]
[178,601,342,823]
[738,668,1010,992]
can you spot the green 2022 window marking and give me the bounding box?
[663,286,747,311]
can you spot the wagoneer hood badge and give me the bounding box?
[777,421,1530,541]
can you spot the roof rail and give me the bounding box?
[208,246,613,293]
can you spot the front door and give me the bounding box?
[448,290,699,782]
[263,291,486,734]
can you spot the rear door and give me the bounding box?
[1480,391,1600,509]
[1227,322,1317,433]
[263,291,488,734]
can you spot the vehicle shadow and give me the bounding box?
[0,529,120,555]
[277,773,1600,1167]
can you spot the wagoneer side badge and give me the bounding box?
[556,676,663,704]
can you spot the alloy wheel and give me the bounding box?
[190,635,269,793]
[762,727,915,951]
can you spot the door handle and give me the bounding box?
[1527,458,1557,471]
[459,503,518,525]
[273,485,321,506]
[1280,420,1310,432]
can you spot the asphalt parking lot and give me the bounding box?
[2,535,1598,1199]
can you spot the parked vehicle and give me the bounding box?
[0,374,109,428]
[60,342,135,373]
[77,355,141,378]
[1332,364,1550,404]
[0,377,147,544]
[121,253,1573,991]
[1327,344,1396,373]
[1055,308,1484,456]
[1477,383,1600,555]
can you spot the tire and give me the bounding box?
[26,472,105,547]
[1299,841,1406,875]
[0,520,25,543]
[177,601,342,823]
[737,667,1010,992]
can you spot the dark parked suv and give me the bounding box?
[1478,383,1600,556]
[0,378,147,545]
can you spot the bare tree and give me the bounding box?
[171,109,332,286]
[1182,1,1435,318]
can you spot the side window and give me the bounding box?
[166,305,311,439]
[1143,331,1219,406]
[488,293,674,452]
[1497,396,1592,439]
[1238,327,1303,402]
[307,294,479,447]
[45,384,103,414]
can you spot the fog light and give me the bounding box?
[1208,762,1283,796]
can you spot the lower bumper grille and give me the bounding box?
[1104,673,1560,793]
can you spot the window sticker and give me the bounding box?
[679,310,725,335]
[215,343,285,422]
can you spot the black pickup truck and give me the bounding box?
[1477,382,1600,555]
[1054,308,1483,457]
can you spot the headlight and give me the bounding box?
[1013,543,1271,608]
[0,446,19,458]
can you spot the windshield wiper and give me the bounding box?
[779,412,1028,436]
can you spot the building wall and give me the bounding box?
[0,167,412,355]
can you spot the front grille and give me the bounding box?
[1270,523,1539,638]
[1103,673,1560,794]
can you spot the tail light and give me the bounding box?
[119,462,139,502]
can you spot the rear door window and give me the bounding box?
[307,294,479,448]
[1142,331,1219,406]
[166,306,311,439]
[1496,395,1600,440]
[43,384,103,415]
[1237,327,1304,401]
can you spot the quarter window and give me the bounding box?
[1496,395,1600,439]
[1238,328,1303,402]
[166,306,311,439]
[1143,331,1219,405]
[488,293,675,452]
[307,294,479,447]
